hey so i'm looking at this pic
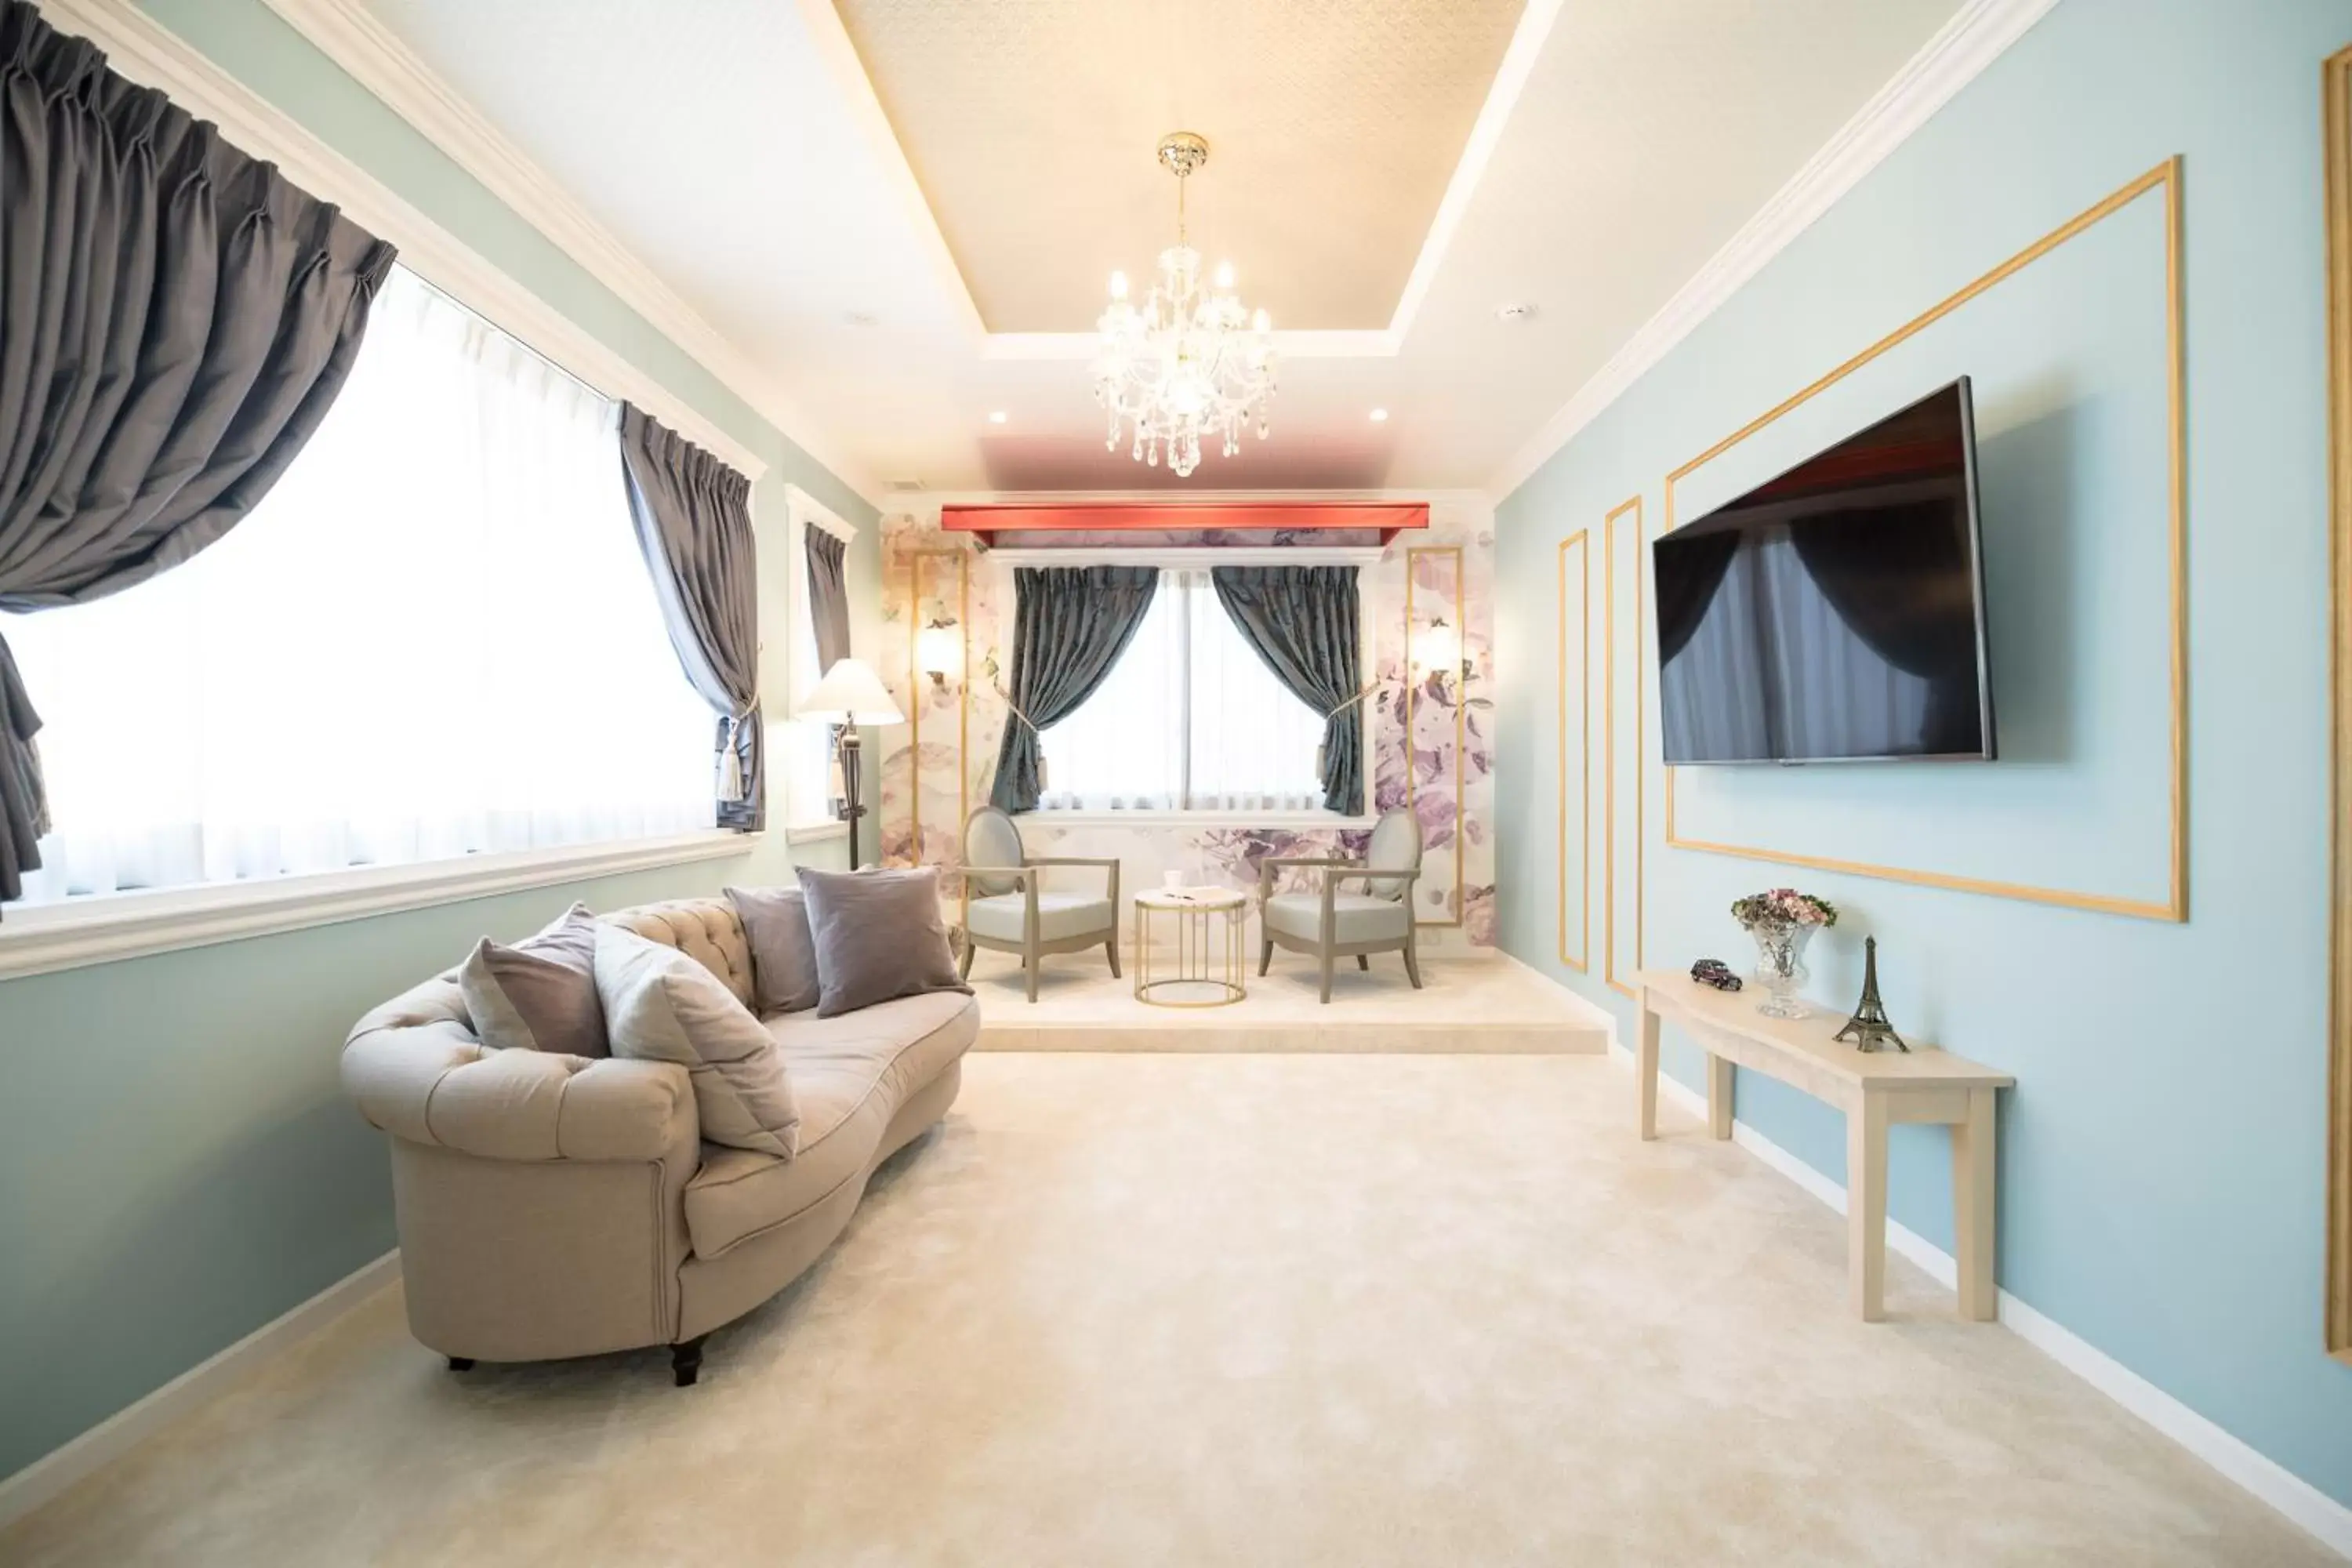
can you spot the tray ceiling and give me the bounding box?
[830,0,1526,332]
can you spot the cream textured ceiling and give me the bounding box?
[829,0,1526,332]
[351,0,1967,494]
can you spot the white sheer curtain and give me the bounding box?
[3,267,716,906]
[1183,572,1325,811]
[1037,568,1326,813]
[1037,573,1181,811]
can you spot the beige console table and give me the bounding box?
[1635,970,2014,1323]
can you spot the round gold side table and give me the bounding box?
[1132,887,1248,1007]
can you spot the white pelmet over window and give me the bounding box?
[1037,568,1330,813]
[2,267,717,906]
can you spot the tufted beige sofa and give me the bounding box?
[342,896,978,1384]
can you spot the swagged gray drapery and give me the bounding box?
[803,522,850,673]
[1210,565,1363,815]
[618,404,763,831]
[0,0,397,906]
[989,565,1160,812]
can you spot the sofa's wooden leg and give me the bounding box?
[1105,937,1121,978]
[670,1335,706,1388]
[1258,940,1272,976]
[1356,953,1370,971]
[447,1356,475,1372]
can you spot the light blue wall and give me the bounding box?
[0,0,877,1483]
[1495,0,2352,1515]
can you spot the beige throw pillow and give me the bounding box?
[457,902,606,1057]
[593,924,800,1158]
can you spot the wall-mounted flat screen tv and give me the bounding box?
[1652,377,1994,764]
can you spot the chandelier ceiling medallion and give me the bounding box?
[1094,132,1276,478]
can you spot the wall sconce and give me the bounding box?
[1413,615,1464,684]
[916,617,964,687]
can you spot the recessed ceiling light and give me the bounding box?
[1369,408,1389,423]
[1496,302,1537,323]
[988,410,1008,424]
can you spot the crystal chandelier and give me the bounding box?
[1094,132,1276,477]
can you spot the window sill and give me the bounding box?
[1023,809,1377,831]
[784,821,848,845]
[0,830,758,982]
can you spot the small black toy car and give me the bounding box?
[1690,957,1743,993]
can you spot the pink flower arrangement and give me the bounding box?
[1730,887,1838,929]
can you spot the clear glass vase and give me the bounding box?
[1744,920,1817,1019]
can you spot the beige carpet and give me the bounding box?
[967,951,1615,1054]
[2,1054,2331,1566]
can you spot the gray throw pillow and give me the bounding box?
[593,924,799,1158]
[457,902,606,1057]
[796,866,972,1018]
[726,884,821,1014]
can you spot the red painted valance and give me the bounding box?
[939,502,1429,544]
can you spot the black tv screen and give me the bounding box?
[1653,378,1994,764]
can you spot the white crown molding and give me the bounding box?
[785,483,859,544]
[790,0,989,347]
[1384,0,1565,343]
[0,1252,401,1531]
[248,0,882,503]
[31,0,775,484]
[1485,0,2066,501]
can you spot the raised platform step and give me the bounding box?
[969,952,1613,1054]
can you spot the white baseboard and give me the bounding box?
[0,1250,401,1533]
[1609,1042,2352,1559]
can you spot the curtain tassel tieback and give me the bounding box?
[718,704,756,803]
[993,681,1048,791]
[1314,681,1379,789]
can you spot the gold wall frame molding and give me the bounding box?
[1653,156,2189,924]
[905,546,971,869]
[2321,43,2352,1363]
[1557,530,1590,971]
[1602,496,1642,996]
[1404,543,1467,929]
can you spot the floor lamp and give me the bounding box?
[797,657,903,869]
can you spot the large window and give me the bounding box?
[2,267,716,906]
[1038,568,1334,813]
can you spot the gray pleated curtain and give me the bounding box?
[617,404,763,831]
[0,0,397,905]
[1210,565,1363,815]
[803,523,850,673]
[989,566,1159,812]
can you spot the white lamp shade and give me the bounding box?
[797,656,903,724]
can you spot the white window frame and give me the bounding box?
[991,546,1380,830]
[781,485,859,842]
[0,0,771,978]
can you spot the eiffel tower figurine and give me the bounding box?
[1834,937,1907,1053]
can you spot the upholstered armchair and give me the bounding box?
[958,805,1121,1002]
[1258,808,1425,1003]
